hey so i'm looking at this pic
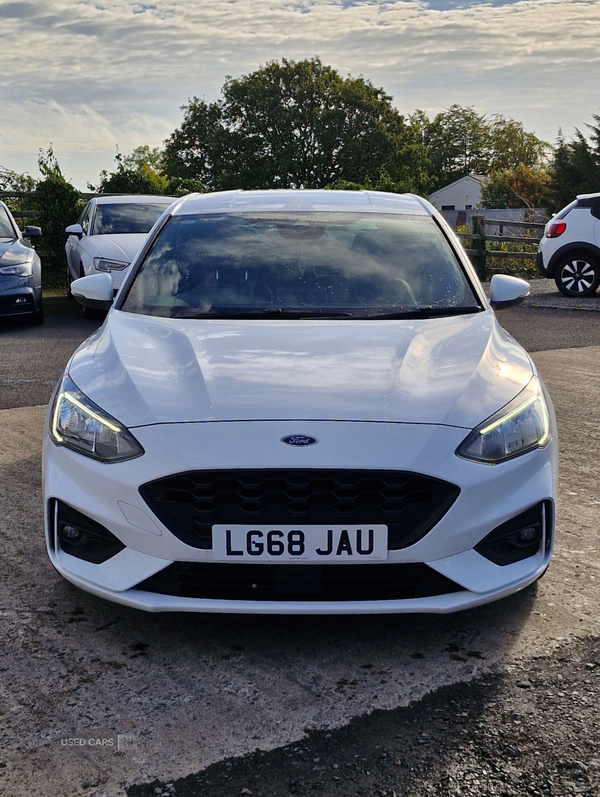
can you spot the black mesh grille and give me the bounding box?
[135,562,464,602]
[139,469,460,551]
[0,294,34,315]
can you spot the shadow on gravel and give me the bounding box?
[14,572,538,782]
[128,629,600,797]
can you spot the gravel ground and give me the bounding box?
[129,632,600,797]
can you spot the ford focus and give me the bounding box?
[43,190,557,614]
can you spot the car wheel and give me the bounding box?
[554,251,600,297]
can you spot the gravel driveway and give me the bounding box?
[0,290,599,797]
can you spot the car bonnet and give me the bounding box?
[67,310,534,430]
[88,233,149,264]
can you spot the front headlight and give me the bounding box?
[50,374,144,462]
[0,263,32,277]
[93,257,129,272]
[456,378,550,464]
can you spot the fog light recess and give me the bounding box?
[475,501,551,566]
[54,500,125,564]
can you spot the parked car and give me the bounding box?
[65,194,176,296]
[536,192,600,296]
[0,201,43,325]
[44,189,557,615]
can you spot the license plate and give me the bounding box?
[212,525,388,562]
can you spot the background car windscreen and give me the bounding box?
[121,212,479,317]
[0,207,16,240]
[92,203,171,235]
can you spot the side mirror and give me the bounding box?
[71,274,114,311]
[489,274,530,310]
[65,223,84,239]
[22,225,42,238]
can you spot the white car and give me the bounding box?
[65,194,176,294]
[536,192,600,296]
[44,190,557,615]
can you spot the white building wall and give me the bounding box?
[428,177,484,211]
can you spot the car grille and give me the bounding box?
[139,469,460,551]
[135,562,464,602]
[0,294,34,315]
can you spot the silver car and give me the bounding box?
[0,201,43,325]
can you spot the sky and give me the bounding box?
[0,0,599,189]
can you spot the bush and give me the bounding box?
[32,149,84,286]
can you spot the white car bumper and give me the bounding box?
[43,419,557,614]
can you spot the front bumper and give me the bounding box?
[0,280,41,318]
[43,419,557,614]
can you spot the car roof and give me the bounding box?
[170,189,432,217]
[575,192,600,208]
[92,195,177,205]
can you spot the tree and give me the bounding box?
[0,166,37,223]
[547,120,600,212]
[424,105,491,188]
[162,98,224,188]
[162,57,415,192]
[33,147,83,271]
[121,145,164,172]
[90,150,170,194]
[0,166,36,192]
[487,116,549,172]
[421,105,548,191]
[480,164,551,209]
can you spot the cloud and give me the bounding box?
[0,0,599,185]
[0,98,173,185]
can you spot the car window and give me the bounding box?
[0,206,17,240]
[121,212,480,319]
[79,202,92,234]
[92,203,172,235]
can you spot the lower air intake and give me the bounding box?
[135,562,464,602]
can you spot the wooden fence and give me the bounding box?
[457,215,545,277]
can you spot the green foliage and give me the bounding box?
[163,57,421,193]
[121,145,164,172]
[90,147,207,197]
[480,164,551,209]
[0,165,38,224]
[547,120,600,212]
[162,98,224,187]
[0,165,36,193]
[33,148,83,277]
[90,150,171,195]
[413,105,548,192]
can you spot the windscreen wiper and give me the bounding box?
[370,306,483,319]
[183,308,354,319]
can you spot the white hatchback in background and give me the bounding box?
[46,189,557,615]
[65,194,176,294]
[536,192,600,296]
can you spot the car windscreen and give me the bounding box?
[120,212,481,319]
[0,207,16,240]
[92,203,171,235]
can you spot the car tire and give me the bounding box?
[554,251,600,297]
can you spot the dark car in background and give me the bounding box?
[0,201,43,325]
